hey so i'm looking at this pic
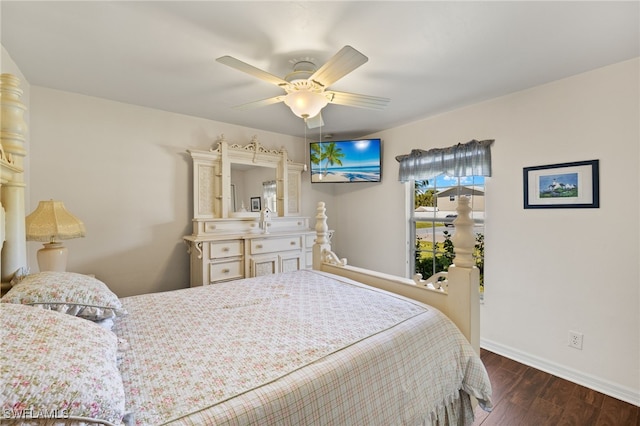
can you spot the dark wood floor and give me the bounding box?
[472,349,640,426]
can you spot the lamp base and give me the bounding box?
[37,242,68,272]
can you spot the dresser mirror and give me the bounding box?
[230,163,276,214]
[188,135,304,222]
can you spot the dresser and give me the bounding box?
[184,136,314,287]
[185,218,315,286]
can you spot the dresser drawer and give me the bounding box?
[209,260,244,283]
[209,240,243,258]
[250,236,301,254]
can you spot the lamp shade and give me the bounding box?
[283,90,329,119]
[25,200,86,242]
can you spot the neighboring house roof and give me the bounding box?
[436,186,485,197]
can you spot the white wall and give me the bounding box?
[331,58,640,404]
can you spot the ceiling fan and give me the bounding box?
[216,45,390,129]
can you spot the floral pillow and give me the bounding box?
[0,302,126,424]
[1,271,125,321]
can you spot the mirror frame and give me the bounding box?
[188,135,305,219]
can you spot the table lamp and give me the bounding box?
[25,200,86,272]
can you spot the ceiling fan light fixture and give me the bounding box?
[284,90,329,119]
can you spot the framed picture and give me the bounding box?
[250,197,261,212]
[523,160,599,209]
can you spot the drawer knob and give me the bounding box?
[256,244,263,249]
[221,269,230,274]
[222,247,229,252]
[290,241,296,245]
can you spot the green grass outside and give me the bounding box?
[416,222,446,229]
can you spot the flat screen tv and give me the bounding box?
[310,138,382,183]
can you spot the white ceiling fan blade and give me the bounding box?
[325,90,390,110]
[309,46,368,88]
[217,55,290,88]
[305,112,324,129]
[233,95,286,111]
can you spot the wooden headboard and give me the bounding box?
[1,73,28,293]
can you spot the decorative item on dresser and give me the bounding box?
[183,135,315,286]
[25,199,86,272]
[250,196,261,212]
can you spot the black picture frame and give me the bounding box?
[250,197,261,212]
[523,160,599,209]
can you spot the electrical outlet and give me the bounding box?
[568,331,583,350]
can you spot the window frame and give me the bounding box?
[408,175,485,283]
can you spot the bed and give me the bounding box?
[1,74,491,425]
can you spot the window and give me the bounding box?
[410,175,485,291]
[262,180,277,212]
[396,138,493,297]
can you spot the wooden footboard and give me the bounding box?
[312,201,480,354]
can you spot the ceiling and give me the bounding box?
[2,1,638,140]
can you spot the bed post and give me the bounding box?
[0,74,28,289]
[312,202,331,270]
[448,196,480,353]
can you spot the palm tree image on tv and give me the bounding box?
[310,139,381,182]
[314,142,345,176]
[310,141,322,166]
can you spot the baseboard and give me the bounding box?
[481,338,640,407]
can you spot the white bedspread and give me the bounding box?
[114,270,491,425]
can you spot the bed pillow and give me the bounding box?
[0,271,125,321]
[0,302,126,424]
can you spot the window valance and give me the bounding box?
[396,139,494,182]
